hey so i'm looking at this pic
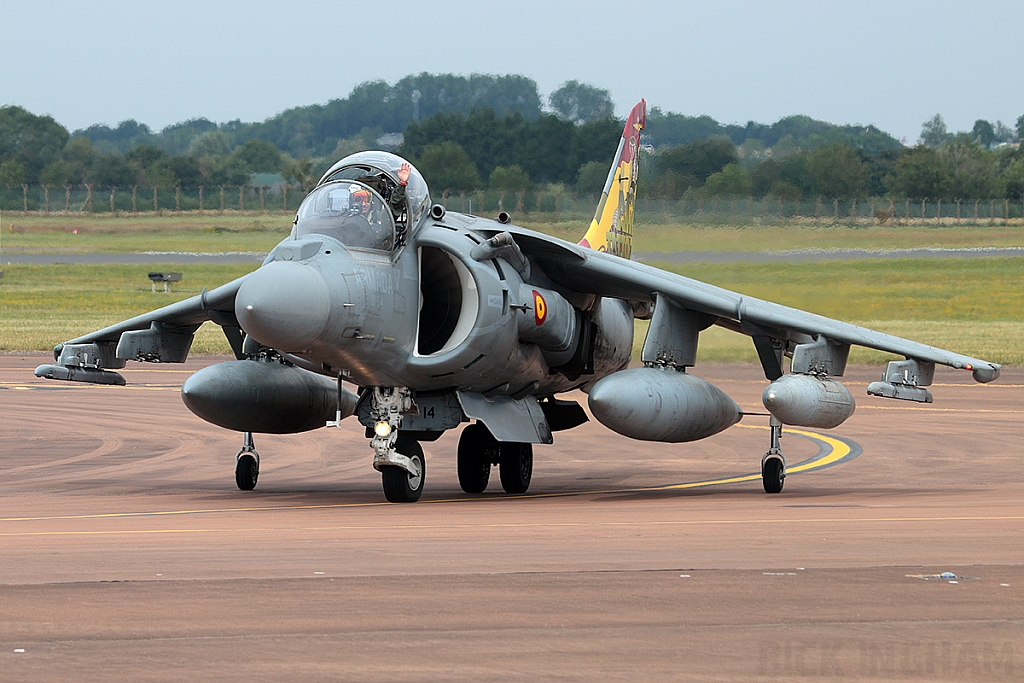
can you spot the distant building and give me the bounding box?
[376,133,404,151]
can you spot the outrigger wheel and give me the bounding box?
[761,417,785,494]
[235,432,259,491]
[762,456,784,494]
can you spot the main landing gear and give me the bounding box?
[235,431,259,491]
[457,422,533,495]
[761,416,785,493]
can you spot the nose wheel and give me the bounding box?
[381,436,425,503]
[235,432,259,491]
[367,387,425,503]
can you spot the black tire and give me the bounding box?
[381,437,425,503]
[762,456,784,494]
[499,442,533,494]
[457,423,495,494]
[235,453,258,491]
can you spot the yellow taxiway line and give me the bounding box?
[0,425,856,524]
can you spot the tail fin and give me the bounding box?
[578,99,646,259]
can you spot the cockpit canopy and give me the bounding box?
[294,181,395,251]
[318,151,431,234]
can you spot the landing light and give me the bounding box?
[374,421,392,437]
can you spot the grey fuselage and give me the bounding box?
[234,211,635,400]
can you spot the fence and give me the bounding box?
[437,192,1024,226]
[2,184,1023,227]
[0,184,297,215]
[633,195,1024,227]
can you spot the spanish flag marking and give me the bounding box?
[533,290,547,326]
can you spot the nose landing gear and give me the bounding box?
[381,435,425,503]
[368,387,424,503]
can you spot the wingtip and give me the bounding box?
[972,364,1000,383]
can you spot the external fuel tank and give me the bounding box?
[587,367,741,443]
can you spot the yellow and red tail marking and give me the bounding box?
[578,99,646,259]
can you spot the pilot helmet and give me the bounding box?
[349,186,371,214]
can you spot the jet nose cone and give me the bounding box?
[236,261,331,351]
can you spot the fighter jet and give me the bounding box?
[35,100,1001,502]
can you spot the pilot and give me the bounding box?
[356,162,412,222]
[350,186,372,217]
[329,185,374,248]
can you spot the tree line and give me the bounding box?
[71,74,548,159]
[642,128,1024,202]
[396,111,1024,203]
[2,73,1024,209]
[393,96,1023,201]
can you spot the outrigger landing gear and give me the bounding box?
[235,431,259,491]
[369,387,424,503]
[761,416,785,493]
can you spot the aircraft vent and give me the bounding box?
[417,247,478,356]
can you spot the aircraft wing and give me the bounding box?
[499,226,1001,386]
[35,274,249,385]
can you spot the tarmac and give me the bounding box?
[1,354,1022,681]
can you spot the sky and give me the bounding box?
[2,0,1021,144]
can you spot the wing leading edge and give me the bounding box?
[35,274,249,385]
[504,225,1000,385]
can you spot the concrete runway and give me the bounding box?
[1,354,1022,681]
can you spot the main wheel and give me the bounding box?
[762,456,784,494]
[499,442,533,494]
[457,423,496,494]
[381,437,425,503]
[235,453,258,491]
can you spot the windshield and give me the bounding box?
[319,151,431,232]
[293,181,395,251]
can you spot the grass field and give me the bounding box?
[632,221,1024,253]
[0,214,292,255]
[4,212,1024,255]
[3,256,1021,365]
[0,263,256,354]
